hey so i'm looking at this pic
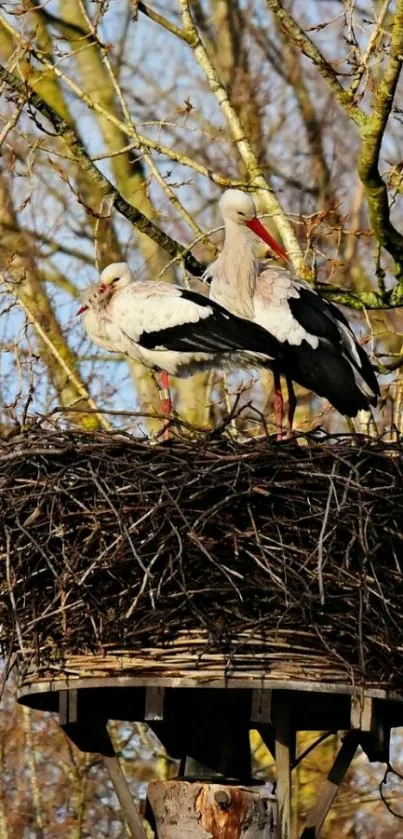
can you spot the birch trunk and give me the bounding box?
[148,781,277,839]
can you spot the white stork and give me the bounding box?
[77,263,288,424]
[206,190,379,435]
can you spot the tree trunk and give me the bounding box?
[147,781,276,838]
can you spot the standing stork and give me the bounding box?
[77,262,288,434]
[206,190,379,435]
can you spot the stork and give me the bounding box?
[206,190,379,435]
[77,263,288,434]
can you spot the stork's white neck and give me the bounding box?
[209,220,258,319]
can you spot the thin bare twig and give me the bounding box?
[0,63,204,275]
[179,0,305,273]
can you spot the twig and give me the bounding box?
[265,0,365,126]
[350,0,392,95]
[179,0,305,273]
[77,0,208,245]
[0,102,24,148]
[7,289,111,431]
[358,0,403,283]
[0,63,204,275]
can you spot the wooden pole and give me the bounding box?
[274,704,292,839]
[147,781,277,838]
[104,756,148,839]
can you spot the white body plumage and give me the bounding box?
[79,263,281,377]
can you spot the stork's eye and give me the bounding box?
[238,211,246,217]
[111,277,120,284]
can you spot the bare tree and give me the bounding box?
[1,1,402,436]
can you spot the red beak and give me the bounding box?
[76,304,88,316]
[245,217,288,262]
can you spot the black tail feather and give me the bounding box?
[288,285,379,404]
[280,342,377,417]
[354,342,380,398]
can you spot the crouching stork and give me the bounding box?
[77,262,289,435]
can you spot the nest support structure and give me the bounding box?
[2,428,403,838]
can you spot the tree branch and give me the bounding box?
[76,0,207,249]
[0,63,203,274]
[0,13,245,189]
[265,0,403,290]
[315,281,403,310]
[350,0,392,95]
[137,2,191,43]
[315,283,384,310]
[265,0,365,127]
[3,62,402,310]
[357,0,403,285]
[179,0,306,275]
[0,169,108,431]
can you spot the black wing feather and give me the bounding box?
[289,286,347,344]
[139,290,285,360]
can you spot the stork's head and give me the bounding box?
[218,189,257,224]
[98,262,132,295]
[77,262,132,315]
[218,189,288,262]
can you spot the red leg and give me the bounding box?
[158,370,171,441]
[286,375,297,438]
[273,369,284,441]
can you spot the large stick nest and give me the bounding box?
[1,428,403,689]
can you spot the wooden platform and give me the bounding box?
[18,674,401,838]
[18,673,403,768]
[18,672,403,715]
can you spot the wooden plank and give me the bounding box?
[144,686,165,720]
[350,694,373,731]
[360,700,391,763]
[300,731,359,838]
[59,689,77,725]
[251,689,272,725]
[104,755,147,839]
[58,693,115,756]
[58,699,146,837]
[18,674,403,702]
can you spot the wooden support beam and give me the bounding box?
[183,756,217,779]
[59,689,77,725]
[251,689,275,761]
[274,701,293,839]
[300,731,359,838]
[104,755,147,839]
[145,686,165,721]
[58,690,114,756]
[251,689,272,726]
[58,690,146,838]
[350,695,391,763]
